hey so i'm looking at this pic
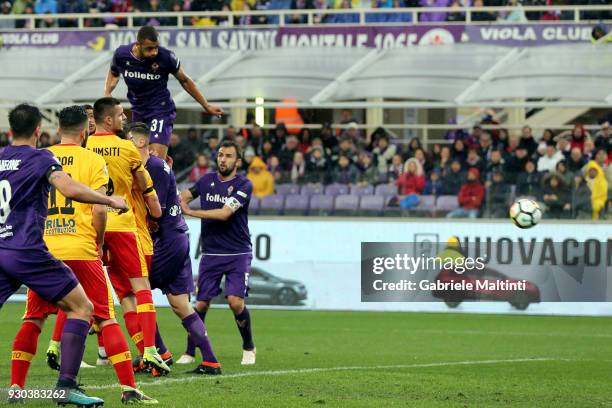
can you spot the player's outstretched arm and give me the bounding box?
[49,171,128,212]
[174,67,224,117]
[104,69,120,97]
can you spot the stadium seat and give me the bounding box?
[334,194,359,216]
[284,194,309,216]
[309,194,334,216]
[325,183,350,196]
[300,184,324,196]
[259,194,285,215]
[375,184,397,196]
[383,195,402,217]
[276,183,300,195]
[412,195,436,216]
[249,196,261,215]
[359,195,385,216]
[434,195,459,216]
[350,185,374,196]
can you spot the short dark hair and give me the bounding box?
[219,139,242,160]
[137,26,159,43]
[127,122,150,139]
[93,97,120,123]
[59,105,88,133]
[82,104,93,111]
[9,103,42,139]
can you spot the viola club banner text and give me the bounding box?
[0,23,606,49]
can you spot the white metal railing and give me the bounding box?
[0,5,610,30]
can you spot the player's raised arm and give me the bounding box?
[174,67,224,117]
[49,171,128,212]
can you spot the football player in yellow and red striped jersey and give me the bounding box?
[10,105,157,404]
[86,97,169,375]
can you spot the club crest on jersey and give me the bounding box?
[151,62,159,72]
[227,186,234,196]
[210,182,215,187]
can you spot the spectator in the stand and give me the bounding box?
[238,2,255,25]
[472,0,496,21]
[288,0,312,25]
[484,149,504,182]
[0,132,9,147]
[555,160,572,186]
[336,137,358,164]
[504,145,529,184]
[321,123,338,152]
[387,154,404,183]
[444,118,467,141]
[278,134,300,169]
[541,173,570,219]
[594,121,611,157]
[519,125,538,157]
[446,0,467,22]
[267,155,283,184]
[536,128,555,156]
[556,134,571,159]
[465,148,485,174]
[451,138,467,163]
[479,131,494,160]
[570,123,589,151]
[583,139,595,161]
[38,132,52,148]
[203,134,219,168]
[496,128,509,150]
[585,161,608,219]
[500,0,527,22]
[332,154,359,185]
[442,159,465,195]
[447,168,485,219]
[570,174,592,219]
[188,153,210,182]
[593,148,612,186]
[250,125,265,156]
[271,123,288,149]
[395,158,425,195]
[537,140,564,173]
[372,134,396,175]
[567,147,587,175]
[0,2,15,29]
[423,169,444,197]
[57,0,89,26]
[331,0,359,23]
[486,171,511,218]
[11,0,29,15]
[433,145,452,174]
[288,151,307,184]
[464,125,481,150]
[225,125,238,140]
[405,137,423,158]
[313,0,330,24]
[419,0,449,22]
[260,139,276,163]
[168,133,192,172]
[247,156,275,198]
[306,146,328,184]
[185,127,206,153]
[35,0,57,14]
[236,134,255,159]
[516,160,541,197]
[357,152,380,186]
[298,128,313,154]
[241,150,255,174]
[413,148,432,174]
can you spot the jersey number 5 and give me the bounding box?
[0,180,12,224]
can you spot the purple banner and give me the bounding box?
[0,24,602,49]
[465,23,607,46]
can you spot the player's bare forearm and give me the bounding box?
[104,70,120,96]
[144,193,162,219]
[50,171,128,211]
[92,187,107,247]
[175,68,223,116]
[132,169,148,192]
[183,207,233,221]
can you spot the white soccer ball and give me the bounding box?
[509,198,542,229]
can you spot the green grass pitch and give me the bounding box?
[1,302,612,407]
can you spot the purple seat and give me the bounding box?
[249,196,261,215]
[325,183,350,196]
[300,184,324,196]
[259,194,285,215]
[412,195,435,215]
[375,184,397,196]
[276,183,300,195]
[334,194,359,215]
[359,195,384,215]
[309,194,334,215]
[284,194,309,215]
[350,185,374,196]
[435,195,459,214]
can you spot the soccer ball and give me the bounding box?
[509,198,542,229]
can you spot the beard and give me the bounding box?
[218,163,235,177]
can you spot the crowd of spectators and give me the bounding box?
[0,0,609,29]
[154,114,612,220]
[1,112,610,220]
